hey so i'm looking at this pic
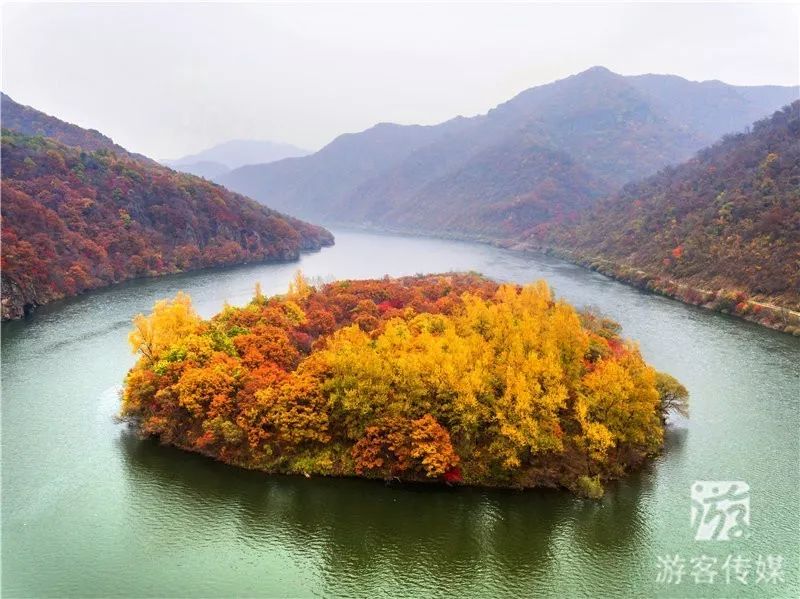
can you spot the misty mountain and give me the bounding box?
[165,160,231,180]
[625,74,799,141]
[163,139,310,178]
[219,67,798,238]
[217,121,467,218]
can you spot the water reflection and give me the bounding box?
[118,428,661,596]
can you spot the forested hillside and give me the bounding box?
[219,67,797,239]
[361,137,611,239]
[1,93,153,162]
[0,130,333,320]
[529,102,800,329]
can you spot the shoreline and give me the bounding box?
[0,238,335,323]
[326,221,800,336]
[519,244,800,337]
[129,425,657,500]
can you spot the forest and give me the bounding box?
[122,273,688,498]
[0,130,333,320]
[528,102,800,333]
[1,93,150,161]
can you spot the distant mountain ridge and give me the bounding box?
[163,139,310,179]
[218,67,798,239]
[625,74,798,141]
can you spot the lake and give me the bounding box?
[2,230,798,597]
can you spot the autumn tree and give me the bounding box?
[121,273,686,496]
[128,292,201,362]
[655,371,689,423]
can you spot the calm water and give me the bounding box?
[2,230,798,598]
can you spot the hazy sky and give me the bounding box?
[2,2,798,159]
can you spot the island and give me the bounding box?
[121,273,688,498]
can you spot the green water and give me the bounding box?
[2,230,798,597]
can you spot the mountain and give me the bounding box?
[165,160,230,180]
[0,128,332,321]
[363,134,612,239]
[529,102,800,323]
[217,121,463,219]
[1,93,154,164]
[626,74,799,142]
[163,139,310,178]
[219,67,798,240]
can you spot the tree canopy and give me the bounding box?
[122,273,687,497]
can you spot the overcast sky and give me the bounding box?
[2,2,798,159]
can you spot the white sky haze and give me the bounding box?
[2,2,798,158]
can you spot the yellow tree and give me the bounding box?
[128,292,201,362]
[577,351,663,460]
[287,270,313,301]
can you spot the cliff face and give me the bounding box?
[0,130,333,320]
